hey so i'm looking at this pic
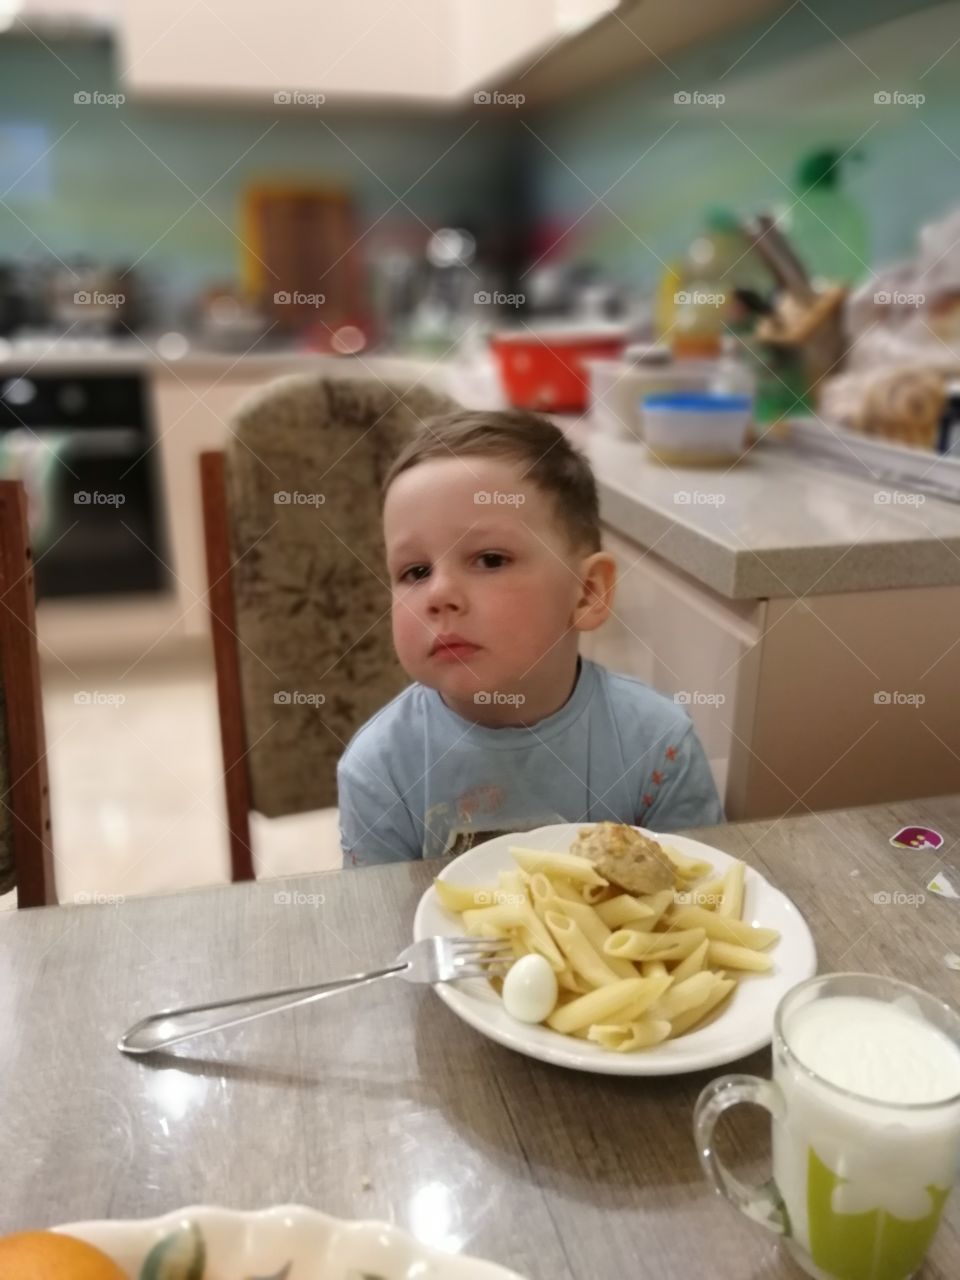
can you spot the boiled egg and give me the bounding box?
[501,954,558,1024]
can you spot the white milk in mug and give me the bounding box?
[695,974,960,1280]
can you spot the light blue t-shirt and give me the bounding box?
[337,658,724,866]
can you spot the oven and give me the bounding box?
[0,370,168,599]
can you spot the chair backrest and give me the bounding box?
[0,479,55,906]
[221,373,456,821]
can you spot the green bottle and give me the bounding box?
[777,147,870,287]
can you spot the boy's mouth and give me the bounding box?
[430,634,481,662]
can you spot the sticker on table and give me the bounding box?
[890,825,944,851]
[928,870,960,900]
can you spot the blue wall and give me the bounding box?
[1,0,957,319]
[0,38,506,319]
[521,0,960,290]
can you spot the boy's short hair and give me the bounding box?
[382,408,601,553]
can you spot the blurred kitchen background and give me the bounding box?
[3,0,960,903]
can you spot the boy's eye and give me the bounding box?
[399,564,430,584]
[477,552,509,569]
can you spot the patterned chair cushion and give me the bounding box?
[226,374,456,818]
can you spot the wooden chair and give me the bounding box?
[0,479,55,907]
[200,374,456,880]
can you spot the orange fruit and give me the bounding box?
[0,1230,126,1278]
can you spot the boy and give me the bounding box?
[337,409,723,865]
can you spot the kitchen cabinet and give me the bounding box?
[584,524,960,822]
[117,0,618,105]
[150,368,268,638]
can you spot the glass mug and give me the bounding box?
[694,973,960,1280]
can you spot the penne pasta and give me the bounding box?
[462,902,527,932]
[594,894,656,928]
[608,975,672,1023]
[670,938,710,983]
[544,911,622,987]
[546,976,658,1033]
[716,862,746,920]
[662,845,714,883]
[641,959,669,979]
[497,870,529,899]
[707,940,774,972]
[510,848,607,887]
[677,876,726,911]
[671,977,737,1037]
[634,889,675,928]
[587,1018,672,1052]
[434,879,506,913]
[550,877,585,904]
[667,905,779,951]
[539,893,637,980]
[604,927,707,963]
[647,971,719,1022]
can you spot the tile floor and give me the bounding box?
[2,651,342,910]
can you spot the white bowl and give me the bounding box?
[641,391,753,465]
[54,1204,527,1280]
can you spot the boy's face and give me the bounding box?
[384,455,589,707]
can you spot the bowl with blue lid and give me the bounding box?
[641,390,753,466]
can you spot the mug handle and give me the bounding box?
[694,1073,790,1236]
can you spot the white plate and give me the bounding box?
[55,1203,526,1280]
[413,824,817,1076]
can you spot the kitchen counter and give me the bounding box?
[0,336,442,383]
[10,338,960,603]
[565,421,960,599]
[24,342,960,820]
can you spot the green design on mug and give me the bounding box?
[807,1147,950,1280]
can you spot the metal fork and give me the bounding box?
[117,936,511,1056]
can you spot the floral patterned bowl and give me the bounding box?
[54,1204,526,1280]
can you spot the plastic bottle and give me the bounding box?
[777,148,870,287]
[659,209,766,358]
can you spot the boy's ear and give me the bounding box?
[572,551,616,633]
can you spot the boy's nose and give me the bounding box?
[426,570,466,614]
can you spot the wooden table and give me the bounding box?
[2,795,959,1278]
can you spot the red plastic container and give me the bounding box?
[490,326,628,413]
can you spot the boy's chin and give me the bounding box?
[413,664,504,703]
